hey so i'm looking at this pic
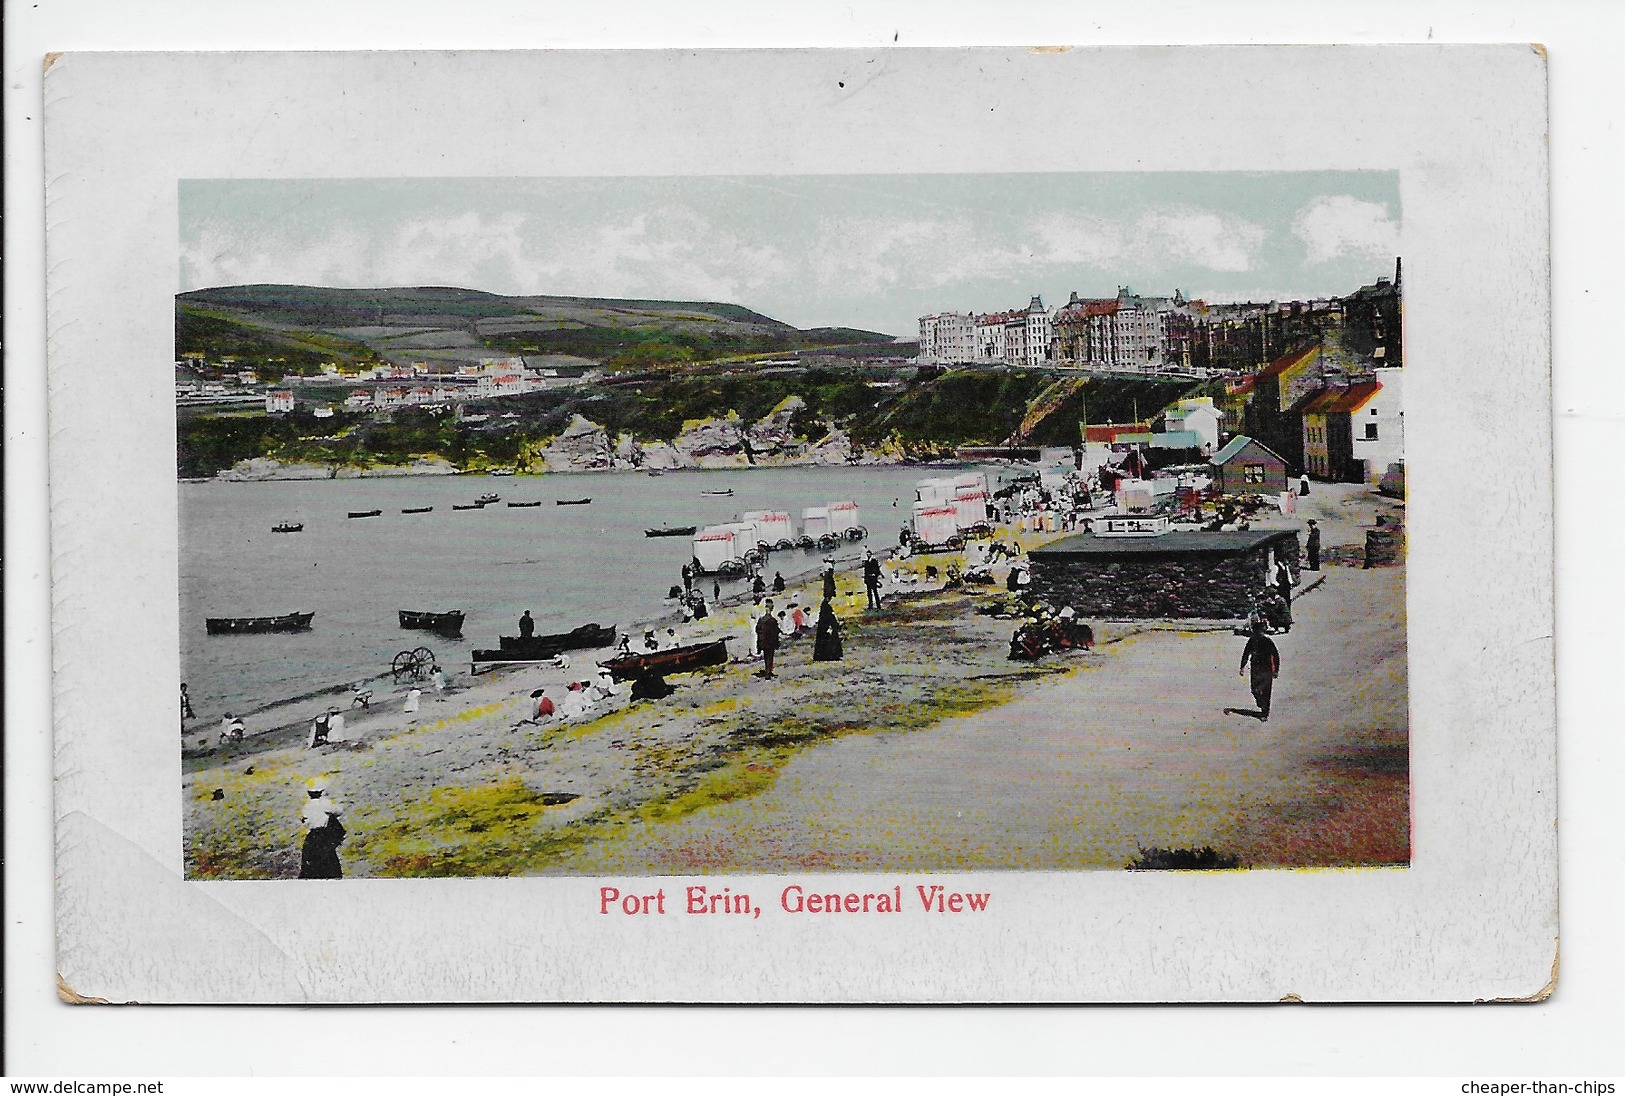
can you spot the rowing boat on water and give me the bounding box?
[347,509,382,519]
[401,506,433,514]
[644,526,698,537]
[451,503,484,511]
[205,611,314,636]
[507,501,543,508]
[600,638,730,682]
[399,609,466,636]
[555,498,592,506]
[272,522,303,533]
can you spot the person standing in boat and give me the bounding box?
[755,599,782,678]
[813,598,844,662]
[519,611,535,639]
[298,778,345,880]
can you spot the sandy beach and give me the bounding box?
[184,481,1407,878]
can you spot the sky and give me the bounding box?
[179,173,1401,338]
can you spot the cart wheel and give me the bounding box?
[947,535,966,551]
[393,647,436,681]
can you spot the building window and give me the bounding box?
[1365,423,1379,440]
[1243,464,1267,485]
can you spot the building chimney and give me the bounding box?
[1394,256,1402,289]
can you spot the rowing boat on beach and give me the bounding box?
[470,622,619,671]
[600,637,730,682]
[205,611,314,636]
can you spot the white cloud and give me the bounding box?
[1132,209,1267,273]
[1293,195,1399,264]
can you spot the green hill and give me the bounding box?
[176,284,899,373]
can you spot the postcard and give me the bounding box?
[44,46,1554,1003]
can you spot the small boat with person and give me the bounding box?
[347,509,382,519]
[399,609,466,637]
[475,493,501,506]
[555,497,592,506]
[600,637,730,682]
[645,526,698,537]
[205,611,315,636]
[470,622,619,671]
[272,522,304,533]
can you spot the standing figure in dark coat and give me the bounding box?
[298,781,345,879]
[813,598,844,662]
[772,571,786,594]
[1299,475,1311,496]
[518,610,535,639]
[752,574,767,604]
[821,559,837,603]
[862,550,883,610]
[1239,622,1281,720]
[1305,520,1322,571]
[1273,561,1294,632]
[755,600,782,678]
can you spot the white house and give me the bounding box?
[1162,396,1223,454]
[1350,367,1404,485]
[265,389,295,414]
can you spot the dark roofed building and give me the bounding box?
[1029,529,1301,619]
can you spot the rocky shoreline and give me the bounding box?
[213,396,902,481]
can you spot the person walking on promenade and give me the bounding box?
[822,558,837,603]
[862,550,883,610]
[1238,621,1281,720]
[518,610,535,639]
[813,598,844,662]
[1305,520,1322,571]
[713,579,722,602]
[755,599,782,678]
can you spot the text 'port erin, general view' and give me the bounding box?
[176,173,1408,880]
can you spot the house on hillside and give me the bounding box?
[1211,435,1288,495]
[264,389,295,414]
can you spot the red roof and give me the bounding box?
[1084,422,1151,443]
[1258,345,1319,379]
[1227,375,1257,396]
[1055,299,1120,322]
[1299,381,1382,415]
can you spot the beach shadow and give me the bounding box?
[1223,706,1269,721]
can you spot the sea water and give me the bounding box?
[179,464,999,720]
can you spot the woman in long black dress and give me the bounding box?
[813,598,843,662]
